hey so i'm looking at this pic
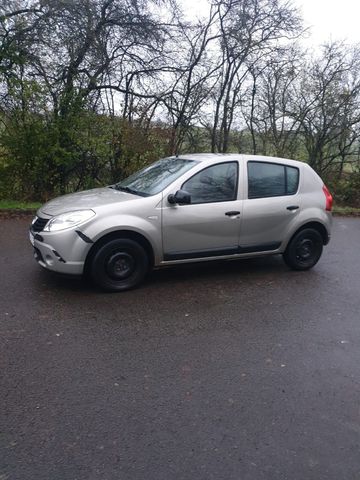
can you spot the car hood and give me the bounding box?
[39,187,138,216]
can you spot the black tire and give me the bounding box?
[283,228,323,271]
[90,238,148,291]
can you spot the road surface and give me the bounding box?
[1,216,360,480]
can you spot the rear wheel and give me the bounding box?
[90,238,148,291]
[283,228,323,271]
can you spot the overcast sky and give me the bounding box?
[182,0,360,46]
[298,0,360,45]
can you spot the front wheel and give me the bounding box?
[90,238,149,291]
[283,228,323,271]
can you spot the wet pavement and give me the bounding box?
[1,216,360,480]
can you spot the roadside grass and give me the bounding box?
[0,200,41,210]
[332,205,360,216]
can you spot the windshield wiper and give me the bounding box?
[114,185,141,195]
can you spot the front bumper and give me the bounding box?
[29,228,88,275]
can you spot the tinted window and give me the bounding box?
[248,162,299,198]
[182,162,238,204]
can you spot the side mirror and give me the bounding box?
[168,189,191,205]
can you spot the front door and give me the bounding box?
[162,162,242,260]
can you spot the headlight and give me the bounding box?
[43,210,96,232]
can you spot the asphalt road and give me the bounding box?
[1,216,360,480]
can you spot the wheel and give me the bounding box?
[283,228,323,271]
[90,238,148,291]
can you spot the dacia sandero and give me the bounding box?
[29,154,333,291]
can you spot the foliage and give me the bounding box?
[0,106,169,201]
[328,169,360,207]
[0,0,360,205]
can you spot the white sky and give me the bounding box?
[298,0,360,45]
[181,0,360,46]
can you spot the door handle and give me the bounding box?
[225,211,240,216]
[287,205,299,211]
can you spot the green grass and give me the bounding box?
[332,205,360,216]
[0,199,41,210]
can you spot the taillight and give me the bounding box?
[322,185,333,211]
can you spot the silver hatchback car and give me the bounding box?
[29,154,333,291]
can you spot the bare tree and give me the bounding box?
[160,6,222,154]
[295,42,360,176]
[241,44,303,157]
[210,0,302,153]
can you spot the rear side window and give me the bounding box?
[248,161,299,199]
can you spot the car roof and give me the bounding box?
[177,153,304,169]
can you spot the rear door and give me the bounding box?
[240,160,301,251]
[162,161,242,260]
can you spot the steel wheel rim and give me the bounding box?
[295,238,316,262]
[106,252,135,280]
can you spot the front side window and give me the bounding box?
[248,161,299,199]
[182,162,238,204]
[115,157,198,196]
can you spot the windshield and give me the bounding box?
[115,157,198,196]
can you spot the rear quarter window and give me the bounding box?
[248,161,299,199]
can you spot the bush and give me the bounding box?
[0,109,170,202]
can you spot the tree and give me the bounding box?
[295,42,360,176]
[241,44,303,157]
[0,0,172,198]
[160,6,221,154]
[210,0,302,153]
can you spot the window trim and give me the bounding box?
[181,161,239,205]
[247,161,299,199]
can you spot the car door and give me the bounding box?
[162,161,242,260]
[240,160,301,251]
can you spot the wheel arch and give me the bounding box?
[84,230,155,276]
[287,221,330,249]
